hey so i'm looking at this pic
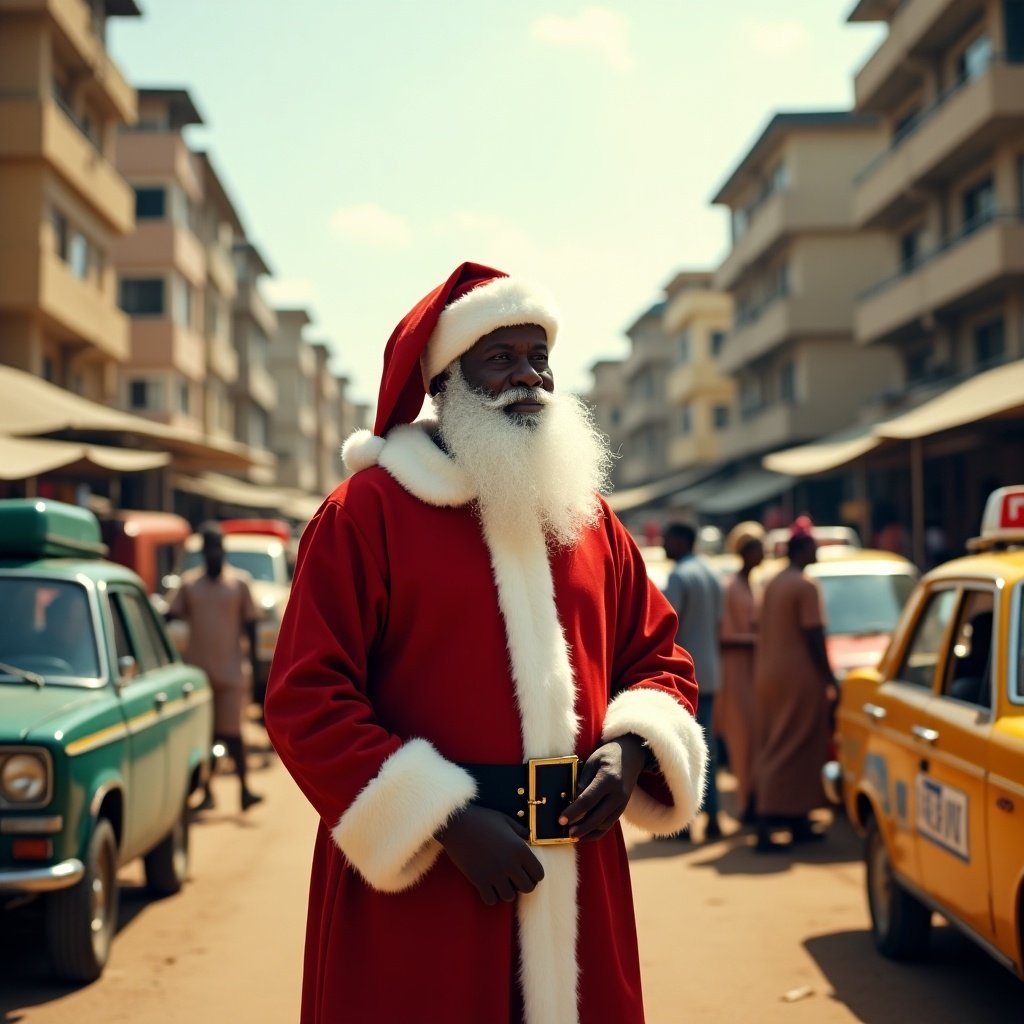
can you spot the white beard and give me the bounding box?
[434,363,613,548]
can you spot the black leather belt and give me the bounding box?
[459,756,579,845]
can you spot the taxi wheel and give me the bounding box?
[865,817,931,959]
[144,795,190,897]
[46,817,119,982]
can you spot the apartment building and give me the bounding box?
[712,112,901,472]
[662,271,735,475]
[849,0,1024,394]
[112,88,209,434]
[839,0,1024,550]
[270,308,318,494]
[617,302,673,488]
[311,342,342,496]
[584,357,627,488]
[0,0,140,404]
[231,239,277,484]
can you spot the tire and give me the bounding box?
[144,796,190,897]
[865,816,932,959]
[46,817,119,982]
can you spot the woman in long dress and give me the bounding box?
[716,522,764,825]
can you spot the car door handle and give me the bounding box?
[154,692,168,711]
[912,724,939,744]
[182,682,194,699]
[862,702,887,720]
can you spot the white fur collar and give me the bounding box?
[341,422,476,508]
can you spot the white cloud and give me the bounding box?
[739,18,811,58]
[330,203,412,248]
[262,276,316,306]
[531,8,634,73]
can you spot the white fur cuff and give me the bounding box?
[331,738,477,892]
[602,687,707,836]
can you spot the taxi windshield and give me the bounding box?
[182,549,277,582]
[0,578,101,682]
[818,572,917,637]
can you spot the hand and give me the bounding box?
[559,735,647,842]
[436,804,545,905]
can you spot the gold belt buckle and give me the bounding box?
[527,755,579,846]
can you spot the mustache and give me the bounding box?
[475,386,553,410]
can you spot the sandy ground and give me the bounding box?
[2,744,1019,1023]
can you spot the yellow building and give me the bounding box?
[0,0,140,405]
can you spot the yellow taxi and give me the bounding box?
[825,486,1024,978]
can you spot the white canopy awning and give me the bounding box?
[172,472,293,511]
[0,435,170,481]
[875,358,1024,441]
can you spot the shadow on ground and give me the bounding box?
[804,924,1022,1022]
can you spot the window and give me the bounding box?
[956,33,994,83]
[42,357,55,383]
[710,331,727,358]
[974,318,1005,367]
[119,278,165,316]
[713,404,730,430]
[677,331,691,365]
[679,404,692,435]
[768,161,788,194]
[50,209,68,259]
[732,207,749,242]
[906,347,932,384]
[110,589,166,674]
[127,378,163,411]
[962,177,996,231]
[941,589,995,708]
[178,381,191,415]
[134,187,166,219]
[779,361,797,404]
[253,407,271,449]
[900,229,921,273]
[68,230,89,281]
[1008,0,1024,63]
[895,588,958,689]
[173,276,193,329]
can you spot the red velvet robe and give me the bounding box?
[265,424,706,1024]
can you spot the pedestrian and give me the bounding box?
[661,521,724,840]
[168,522,264,812]
[264,262,707,1024]
[716,521,765,826]
[752,521,834,851]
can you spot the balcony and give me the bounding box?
[717,294,853,374]
[714,191,852,290]
[206,244,237,301]
[126,319,205,379]
[114,220,206,286]
[37,250,130,361]
[236,361,277,412]
[718,401,817,462]
[0,98,134,232]
[235,281,277,337]
[666,360,731,404]
[619,400,669,439]
[208,339,239,384]
[116,132,203,200]
[853,0,979,113]
[668,432,721,471]
[854,60,1024,228]
[856,213,1024,344]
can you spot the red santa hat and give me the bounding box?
[372,261,559,437]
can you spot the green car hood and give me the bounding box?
[0,681,110,742]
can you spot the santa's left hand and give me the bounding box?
[559,734,647,842]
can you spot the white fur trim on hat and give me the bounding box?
[420,277,559,387]
[601,686,707,835]
[342,429,386,474]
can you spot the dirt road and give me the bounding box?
[2,753,1018,1023]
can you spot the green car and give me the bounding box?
[0,499,213,982]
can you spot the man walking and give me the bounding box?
[169,523,263,812]
[265,262,707,1024]
[662,522,724,840]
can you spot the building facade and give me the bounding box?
[270,308,318,494]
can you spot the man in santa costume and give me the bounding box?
[265,262,707,1024]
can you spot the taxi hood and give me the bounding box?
[0,681,105,741]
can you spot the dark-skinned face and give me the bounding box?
[203,536,224,577]
[456,323,554,418]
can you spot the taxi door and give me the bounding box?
[915,584,995,944]
[865,585,959,888]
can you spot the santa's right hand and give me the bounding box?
[436,804,545,905]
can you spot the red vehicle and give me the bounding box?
[219,518,291,543]
[101,510,192,596]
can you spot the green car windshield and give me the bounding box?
[0,578,101,681]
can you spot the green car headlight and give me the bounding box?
[1,753,48,804]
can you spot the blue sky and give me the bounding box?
[109,2,884,410]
